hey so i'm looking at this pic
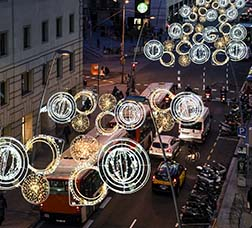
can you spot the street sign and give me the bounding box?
[237,126,247,138]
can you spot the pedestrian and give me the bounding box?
[0,193,7,225]
[118,91,124,100]
[63,125,71,145]
[112,86,119,97]
[247,187,252,213]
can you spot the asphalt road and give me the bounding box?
[35,58,251,228]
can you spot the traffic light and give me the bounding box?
[135,0,150,18]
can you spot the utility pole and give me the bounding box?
[120,0,126,84]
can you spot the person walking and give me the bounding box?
[247,187,252,213]
[0,193,7,225]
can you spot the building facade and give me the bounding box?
[0,0,83,143]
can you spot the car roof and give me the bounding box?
[153,135,175,144]
[157,161,180,176]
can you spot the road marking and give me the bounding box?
[230,90,235,93]
[99,196,112,209]
[83,219,94,228]
[218,136,239,142]
[136,83,141,86]
[210,148,214,154]
[194,87,199,90]
[207,155,211,160]
[129,219,137,228]
[213,142,217,147]
[212,89,217,92]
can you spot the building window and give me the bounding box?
[23,25,31,49]
[56,17,62,38]
[21,71,33,95]
[0,31,8,56]
[56,57,63,78]
[69,14,74,33]
[69,52,75,72]
[0,80,7,106]
[42,21,49,43]
[42,63,49,85]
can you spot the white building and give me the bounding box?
[0,0,83,142]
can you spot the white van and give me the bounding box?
[178,107,211,143]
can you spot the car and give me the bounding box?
[149,135,180,159]
[152,161,186,195]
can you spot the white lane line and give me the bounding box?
[218,136,239,142]
[194,87,200,90]
[212,89,217,92]
[99,196,112,209]
[82,219,94,228]
[129,219,137,228]
[136,83,141,86]
[230,90,235,93]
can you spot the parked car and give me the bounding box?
[149,135,180,159]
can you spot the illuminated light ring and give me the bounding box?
[192,33,204,44]
[179,5,192,18]
[199,16,207,23]
[163,40,175,51]
[206,9,218,22]
[218,14,228,23]
[189,44,211,64]
[206,0,213,3]
[70,135,99,163]
[202,26,219,43]
[212,49,230,66]
[176,41,192,55]
[71,114,90,133]
[97,138,151,194]
[212,1,220,9]
[168,23,183,40]
[47,92,77,124]
[182,23,194,36]
[188,12,198,22]
[21,174,50,205]
[69,164,108,206]
[143,40,164,61]
[95,111,119,136]
[178,55,191,67]
[195,24,204,33]
[114,99,146,130]
[98,93,117,112]
[0,137,29,190]
[196,0,206,6]
[229,24,247,41]
[235,0,246,8]
[149,88,175,113]
[226,40,248,61]
[74,90,97,116]
[159,51,175,67]
[26,135,62,175]
[198,7,207,16]
[226,7,238,21]
[170,92,204,126]
[154,111,175,132]
[218,0,230,8]
[219,23,232,35]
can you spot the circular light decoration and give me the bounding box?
[0,137,29,190]
[74,90,97,116]
[212,1,220,9]
[212,49,230,65]
[47,92,77,124]
[143,40,164,61]
[226,40,247,61]
[170,92,204,126]
[114,99,146,130]
[149,88,174,112]
[97,138,151,194]
[203,26,219,43]
[235,0,246,8]
[70,135,99,163]
[178,55,191,67]
[218,14,228,23]
[159,51,175,67]
[188,12,198,22]
[226,6,238,21]
[206,9,218,22]
[182,23,194,36]
[168,23,183,40]
[98,93,117,112]
[195,23,204,33]
[26,135,62,175]
[196,0,206,6]
[69,164,107,205]
[229,24,247,41]
[137,2,148,14]
[176,41,192,55]
[189,44,211,64]
[219,23,232,35]
[71,114,90,133]
[192,32,205,44]
[179,5,192,18]
[154,111,175,132]
[198,7,207,16]
[21,173,49,205]
[218,0,230,8]
[95,111,119,135]
[163,40,175,51]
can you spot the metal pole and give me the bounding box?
[97,68,100,97]
[121,0,126,84]
[146,99,182,228]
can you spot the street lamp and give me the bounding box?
[125,95,182,228]
[35,49,72,136]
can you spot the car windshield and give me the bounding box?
[156,163,178,180]
[152,142,169,148]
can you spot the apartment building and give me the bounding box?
[0,0,83,143]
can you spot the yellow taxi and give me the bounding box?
[152,161,186,195]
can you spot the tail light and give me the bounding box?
[40,203,43,208]
[173,178,177,184]
[152,175,156,180]
[166,148,172,153]
[76,206,80,211]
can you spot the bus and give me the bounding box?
[40,82,176,224]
